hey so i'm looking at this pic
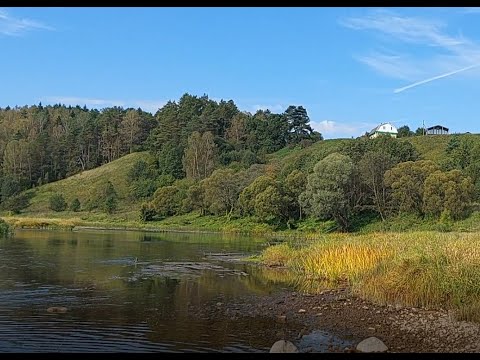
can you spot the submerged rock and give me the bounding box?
[356,337,388,353]
[270,340,299,353]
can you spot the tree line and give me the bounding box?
[141,134,480,231]
[0,94,321,212]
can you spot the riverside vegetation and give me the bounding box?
[1,95,480,323]
[260,232,480,323]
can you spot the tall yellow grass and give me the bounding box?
[1,217,80,230]
[260,232,480,322]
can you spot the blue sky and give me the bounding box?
[2,7,480,139]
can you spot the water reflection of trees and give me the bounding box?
[0,230,302,351]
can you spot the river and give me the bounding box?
[0,229,293,353]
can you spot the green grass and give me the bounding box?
[135,212,278,234]
[400,134,452,162]
[260,231,480,322]
[0,212,275,234]
[358,211,480,233]
[22,151,155,215]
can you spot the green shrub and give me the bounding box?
[49,193,67,212]
[437,209,454,232]
[139,202,156,221]
[69,198,81,212]
[0,218,11,237]
[2,193,30,214]
[130,178,158,200]
[102,181,118,214]
[104,195,118,214]
[84,198,99,211]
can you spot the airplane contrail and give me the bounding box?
[394,63,480,93]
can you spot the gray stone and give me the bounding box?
[356,337,388,353]
[270,340,299,353]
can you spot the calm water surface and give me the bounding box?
[0,229,294,353]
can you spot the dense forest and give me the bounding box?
[1,93,479,232]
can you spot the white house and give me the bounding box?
[368,123,398,139]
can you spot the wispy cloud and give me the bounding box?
[0,8,54,36]
[341,9,465,48]
[356,52,424,81]
[311,120,376,139]
[42,96,166,113]
[341,9,480,92]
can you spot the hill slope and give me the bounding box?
[270,133,477,176]
[400,134,452,162]
[23,151,155,216]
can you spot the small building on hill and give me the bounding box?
[368,123,398,139]
[426,125,449,135]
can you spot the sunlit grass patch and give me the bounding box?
[260,231,480,322]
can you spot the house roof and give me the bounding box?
[369,122,398,135]
[427,125,449,131]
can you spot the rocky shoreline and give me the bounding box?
[194,287,480,353]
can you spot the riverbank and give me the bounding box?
[259,232,480,324]
[0,213,323,240]
[193,287,480,352]
[4,209,480,235]
[0,215,228,234]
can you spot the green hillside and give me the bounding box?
[400,134,452,162]
[267,138,352,177]
[272,133,479,175]
[22,151,155,217]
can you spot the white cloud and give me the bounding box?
[42,96,166,113]
[44,96,125,108]
[340,9,480,92]
[311,120,376,139]
[130,100,166,113]
[0,8,54,36]
[250,104,285,113]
